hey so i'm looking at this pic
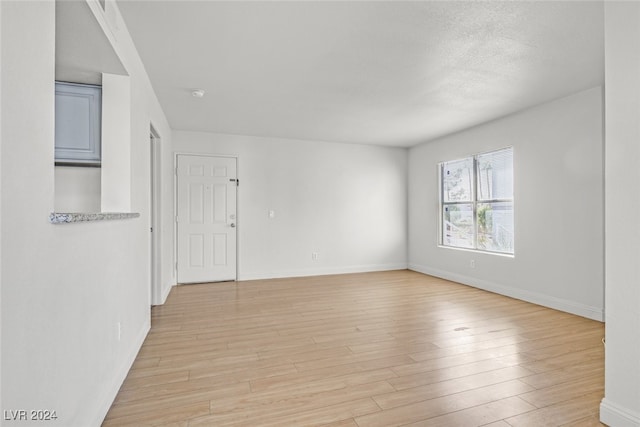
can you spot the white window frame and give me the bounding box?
[438,147,514,255]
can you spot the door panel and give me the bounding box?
[177,155,237,283]
[189,234,204,267]
[213,234,227,265]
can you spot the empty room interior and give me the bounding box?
[1,1,639,426]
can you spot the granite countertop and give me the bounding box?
[49,212,140,224]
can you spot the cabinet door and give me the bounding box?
[55,82,101,164]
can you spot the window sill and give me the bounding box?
[437,244,515,258]
[49,212,139,224]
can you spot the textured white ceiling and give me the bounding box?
[117,1,603,147]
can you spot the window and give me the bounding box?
[440,147,514,254]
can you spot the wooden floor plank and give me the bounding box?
[505,390,604,426]
[103,270,605,426]
[373,365,535,410]
[354,380,534,427]
[403,396,536,427]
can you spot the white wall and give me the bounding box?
[601,2,640,425]
[172,131,408,281]
[408,86,604,321]
[54,167,101,212]
[0,1,172,426]
[0,0,3,413]
[101,73,131,212]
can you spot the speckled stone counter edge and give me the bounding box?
[49,212,140,224]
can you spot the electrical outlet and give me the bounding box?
[312,252,319,261]
[470,260,475,268]
[268,210,275,219]
[117,322,122,341]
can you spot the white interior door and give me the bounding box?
[177,155,237,283]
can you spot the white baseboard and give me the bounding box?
[238,263,408,281]
[93,318,151,426]
[151,281,173,306]
[600,398,640,427]
[159,280,172,304]
[408,263,604,321]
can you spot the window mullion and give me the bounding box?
[473,155,478,250]
[439,163,444,245]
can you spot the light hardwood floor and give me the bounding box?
[103,270,605,426]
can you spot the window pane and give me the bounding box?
[477,202,514,253]
[442,158,473,202]
[443,204,474,248]
[477,148,513,201]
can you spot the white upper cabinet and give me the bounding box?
[55,81,102,165]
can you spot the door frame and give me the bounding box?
[173,152,239,283]
[150,126,163,305]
